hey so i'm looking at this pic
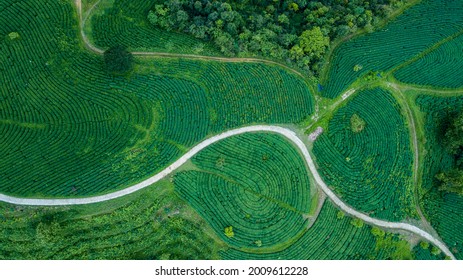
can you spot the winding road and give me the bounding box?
[0,0,456,260]
[0,125,456,259]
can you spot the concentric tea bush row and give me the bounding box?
[423,193,463,259]
[174,133,311,249]
[1,0,148,197]
[415,95,463,259]
[148,59,314,133]
[395,34,463,88]
[313,88,415,221]
[221,202,377,259]
[321,0,463,98]
[221,201,436,260]
[0,0,314,197]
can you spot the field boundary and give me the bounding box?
[385,83,437,233]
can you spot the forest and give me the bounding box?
[147,0,409,75]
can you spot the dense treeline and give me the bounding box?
[436,113,463,195]
[147,0,408,75]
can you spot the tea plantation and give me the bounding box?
[394,34,463,88]
[414,95,463,259]
[0,0,313,197]
[222,201,436,260]
[175,133,312,250]
[313,88,415,221]
[1,0,463,261]
[321,0,463,98]
[0,180,227,259]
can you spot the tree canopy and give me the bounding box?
[8,32,20,41]
[147,0,408,75]
[443,113,463,156]
[436,112,463,195]
[224,226,234,238]
[436,169,463,195]
[297,27,329,59]
[104,45,134,75]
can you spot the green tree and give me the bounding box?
[371,227,385,237]
[176,10,189,29]
[224,226,234,238]
[104,45,134,75]
[350,218,364,228]
[434,112,463,195]
[296,27,329,59]
[373,233,414,260]
[431,246,441,256]
[391,239,413,260]
[277,14,289,25]
[8,32,20,40]
[36,221,62,245]
[443,113,463,155]
[147,5,171,30]
[289,45,304,60]
[353,64,363,72]
[350,113,366,133]
[288,3,299,12]
[436,169,463,195]
[145,0,408,75]
[420,241,430,250]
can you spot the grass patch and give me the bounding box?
[0,180,227,259]
[350,113,366,133]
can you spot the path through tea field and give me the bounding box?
[1,0,462,260]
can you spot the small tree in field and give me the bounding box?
[104,45,133,75]
[350,218,364,228]
[431,246,441,256]
[224,226,234,238]
[8,32,20,41]
[420,241,429,250]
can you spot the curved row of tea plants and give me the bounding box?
[415,95,463,259]
[321,0,463,98]
[173,132,442,260]
[221,201,439,260]
[0,0,313,197]
[146,59,314,134]
[174,133,312,250]
[313,88,415,221]
[394,33,463,89]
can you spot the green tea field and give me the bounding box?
[1,0,462,261]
